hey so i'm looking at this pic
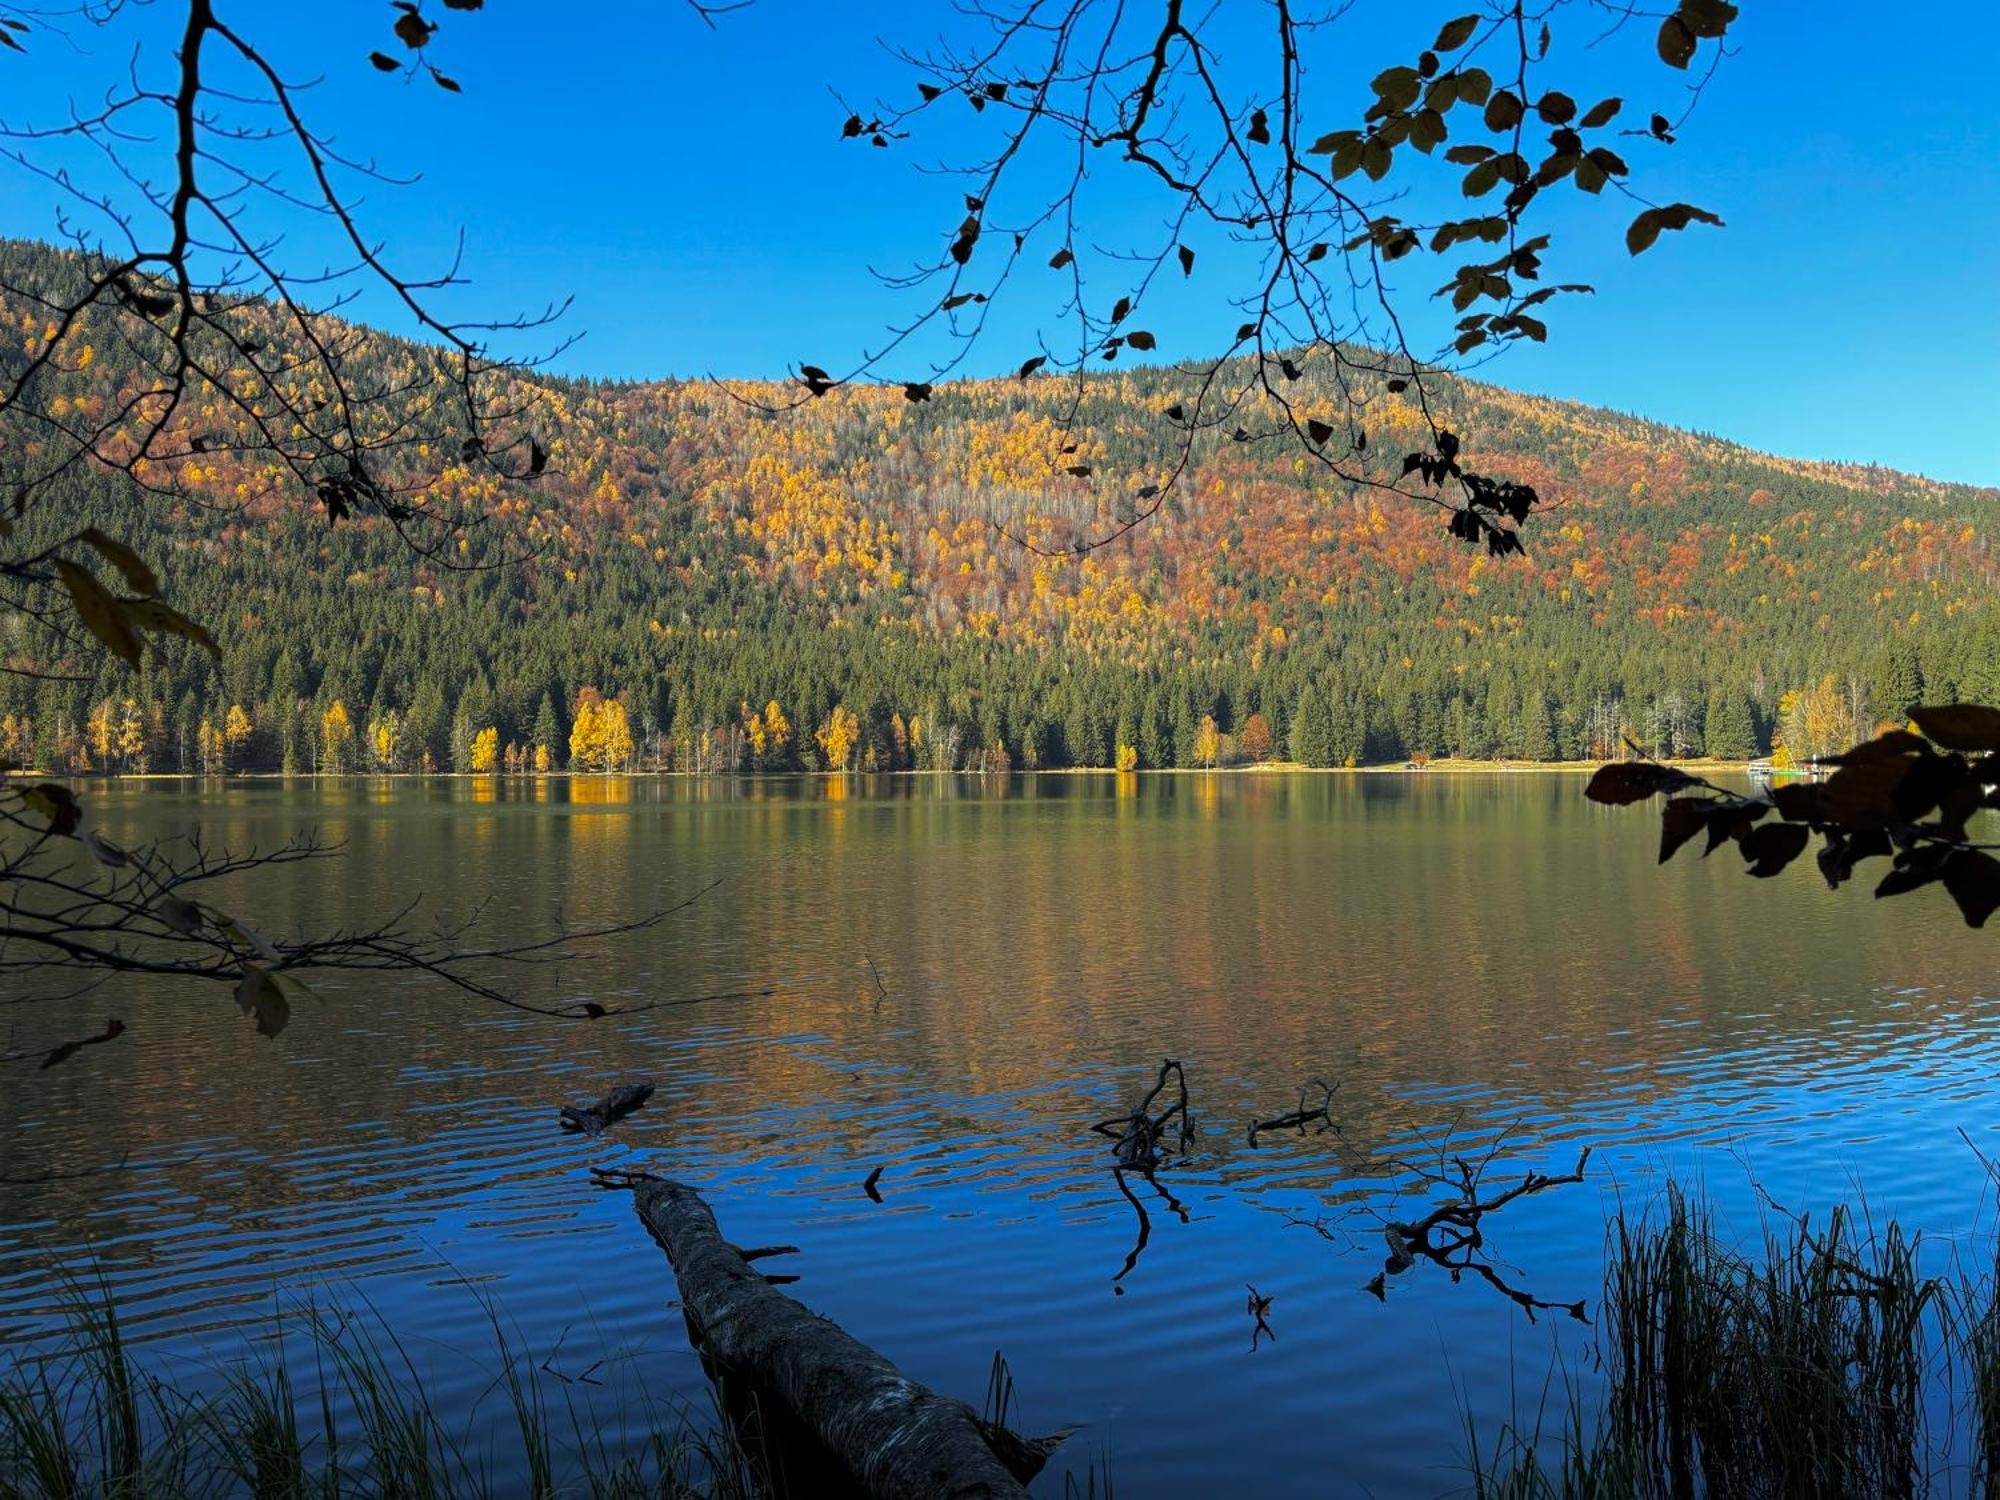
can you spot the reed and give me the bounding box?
[0,1291,767,1500]
[1468,1186,1990,1500]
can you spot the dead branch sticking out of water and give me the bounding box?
[1094,1059,1195,1284]
[601,1170,1057,1499]
[558,1079,655,1136]
[1248,1079,1337,1147]
[1246,1285,1275,1350]
[1092,1058,1192,1172]
[1366,1137,1592,1322]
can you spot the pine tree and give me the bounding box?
[1703,684,1758,759]
[533,694,561,770]
[1289,685,1336,767]
[1870,639,1923,720]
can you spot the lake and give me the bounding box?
[3,772,1997,1496]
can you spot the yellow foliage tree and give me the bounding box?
[762,699,791,754]
[116,699,147,771]
[534,743,552,774]
[570,688,604,770]
[469,725,499,773]
[86,699,114,768]
[569,687,633,772]
[1194,714,1222,769]
[369,711,400,771]
[816,704,861,770]
[320,699,354,773]
[1115,742,1140,772]
[598,698,634,771]
[223,703,253,767]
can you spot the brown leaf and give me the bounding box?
[124,598,221,658]
[235,966,292,1038]
[1910,705,2000,753]
[1824,730,1929,765]
[1584,760,1690,806]
[78,528,160,596]
[1943,850,2000,928]
[393,11,435,48]
[1659,796,1707,863]
[1657,14,1696,67]
[155,895,203,934]
[1739,821,1809,878]
[22,782,82,837]
[54,559,142,665]
[1704,799,1767,856]
[40,1018,125,1071]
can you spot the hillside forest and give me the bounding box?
[6,240,1995,780]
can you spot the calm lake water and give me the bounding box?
[3,773,1997,1496]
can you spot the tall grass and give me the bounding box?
[1467,1187,2000,1500]
[0,1292,770,1500]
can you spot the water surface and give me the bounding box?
[3,773,1996,1495]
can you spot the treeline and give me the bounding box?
[7,477,1992,775]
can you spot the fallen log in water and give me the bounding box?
[559,1079,654,1135]
[614,1173,1052,1499]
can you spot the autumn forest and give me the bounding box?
[4,235,1993,784]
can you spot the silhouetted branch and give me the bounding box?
[789,0,1738,557]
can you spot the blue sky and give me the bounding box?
[3,2,1996,484]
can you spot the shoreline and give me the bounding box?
[13,758,1762,782]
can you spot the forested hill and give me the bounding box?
[4,237,1995,775]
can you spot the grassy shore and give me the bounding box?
[0,1294,766,1500]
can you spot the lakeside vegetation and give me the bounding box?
[16,1181,2000,1500]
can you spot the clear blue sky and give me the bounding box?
[3,2,1996,484]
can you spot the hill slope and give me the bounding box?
[3,239,1994,774]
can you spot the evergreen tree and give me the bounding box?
[1703,684,1759,759]
[532,694,562,769]
[1289,685,1336,768]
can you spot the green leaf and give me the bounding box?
[1463,158,1502,197]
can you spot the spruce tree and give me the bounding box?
[533,694,562,768]
[1703,684,1759,759]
